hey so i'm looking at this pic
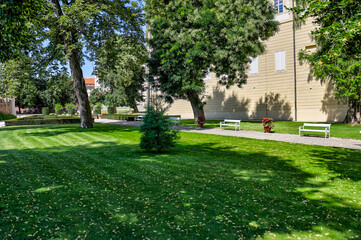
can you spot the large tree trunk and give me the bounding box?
[131,98,139,113]
[186,90,205,122]
[69,50,93,128]
[344,102,361,125]
[51,0,93,128]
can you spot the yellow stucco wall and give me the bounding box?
[164,13,347,122]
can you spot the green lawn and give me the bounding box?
[0,124,360,239]
[181,119,361,140]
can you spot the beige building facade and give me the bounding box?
[163,3,347,122]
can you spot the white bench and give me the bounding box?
[169,117,180,126]
[220,119,241,131]
[299,123,331,138]
[135,115,144,121]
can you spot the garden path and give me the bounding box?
[95,119,361,150]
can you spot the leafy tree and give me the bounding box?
[0,0,45,61]
[140,104,179,153]
[0,57,74,112]
[2,0,144,128]
[40,70,76,108]
[96,36,147,113]
[145,0,278,121]
[292,0,361,124]
[89,88,106,105]
[0,58,38,112]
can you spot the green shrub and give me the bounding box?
[42,107,50,115]
[5,116,84,126]
[0,113,16,120]
[93,104,102,114]
[65,103,76,115]
[55,104,63,115]
[140,106,179,153]
[107,106,115,114]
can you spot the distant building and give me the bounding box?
[84,77,95,96]
[0,97,16,115]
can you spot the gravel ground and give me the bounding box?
[95,119,361,150]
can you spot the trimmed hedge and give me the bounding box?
[107,106,115,114]
[5,116,85,126]
[42,107,50,115]
[102,114,136,121]
[102,114,181,121]
[0,113,16,121]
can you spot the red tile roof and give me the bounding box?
[84,78,95,85]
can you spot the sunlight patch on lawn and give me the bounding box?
[34,185,64,193]
[114,213,138,223]
[261,224,356,239]
[231,169,273,182]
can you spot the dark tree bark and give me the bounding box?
[69,49,93,128]
[344,102,361,125]
[131,99,139,113]
[51,0,93,128]
[186,90,205,122]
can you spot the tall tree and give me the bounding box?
[40,70,76,108]
[0,0,45,61]
[2,0,144,128]
[145,0,278,121]
[0,57,75,112]
[292,0,361,124]
[0,58,38,112]
[96,36,147,112]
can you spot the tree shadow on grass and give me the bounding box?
[0,139,360,239]
[309,148,361,181]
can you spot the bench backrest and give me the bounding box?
[224,119,241,123]
[303,123,331,128]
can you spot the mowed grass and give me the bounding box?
[0,124,360,239]
[181,119,361,140]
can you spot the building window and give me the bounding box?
[249,57,258,75]
[274,0,284,13]
[275,50,286,71]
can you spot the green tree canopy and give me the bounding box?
[96,36,147,112]
[0,56,75,111]
[145,0,278,120]
[0,0,45,61]
[292,0,361,124]
[2,0,144,128]
[0,57,37,111]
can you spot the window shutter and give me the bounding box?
[250,57,258,74]
[275,51,285,71]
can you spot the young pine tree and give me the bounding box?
[140,106,179,153]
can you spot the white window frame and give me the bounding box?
[274,0,284,13]
[249,57,259,75]
[275,50,286,71]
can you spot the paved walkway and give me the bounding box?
[95,119,361,150]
